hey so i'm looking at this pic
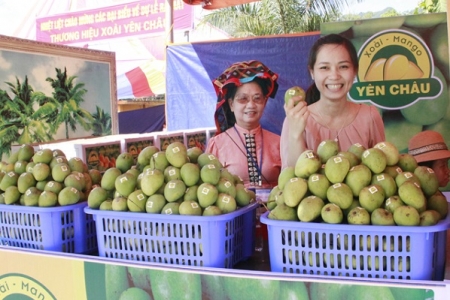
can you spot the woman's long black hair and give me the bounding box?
[305,34,359,105]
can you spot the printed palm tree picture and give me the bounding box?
[0,76,52,157]
[40,67,95,139]
[0,35,117,159]
[91,106,112,136]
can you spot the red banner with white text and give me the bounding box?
[36,0,193,45]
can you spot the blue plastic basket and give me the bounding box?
[0,202,97,254]
[260,204,450,281]
[85,202,257,268]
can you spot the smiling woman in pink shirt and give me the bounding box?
[281,34,385,169]
[205,60,281,189]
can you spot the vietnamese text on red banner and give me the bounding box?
[36,0,193,44]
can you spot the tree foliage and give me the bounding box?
[0,67,111,159]
[91,106,112,136]
[199,0,350,37]
[417,0,447,13]
[0,77,52,157]
[199,0,446,37]
[44,67,94,139]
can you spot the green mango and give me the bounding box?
[115,152,134,173]
[149,269,201,300]
[325,155,350,184]
[295,150,322,179]
[119,287,151,300]
[345,164,372,197]
[187,146,203,164]
[394,205,420,226]
[127,267,152,297]
[427,192,448,219]
[0,171,19,191]
[371,208,395,226]
[321,203,343,224]
[4,186,21,205]
[401,67,449,126]
[419,209,441,226]
[283,177,308,207]
[216,177,237,198]
[397,153,418,172]
[165,141,189,168]
[127,189,148,212]
[222,276,280,300]
[284,86,306,106]
[140,169,164,196]
[17,143,35,162]
[115,172,137,197]
[234,183,254,206]
[145,194,166,213]
[149,151,170,172]
[200,164,221,185]
[307,173,330,200]
[105,264,130,300]
[317,139,340,164]
[327,183,353,210]
[137,145,160,167]
[347,207,371,225]
[201,275,227,300]
[361,148,386,174]
[309,282,351,300]
[279,281,308,300]
[164,179,186,202]
[414,166,439,197]
[297,195,324,222]
[216,193,237,214]
[277,166,295,190]
[58,186,81,206]
[346,285,395,300]
[88,186,109,209]
[268,203,297,221]
[101,167,122,191]
[179,199,203,216]
[17,172,36,194]
[398,181,426,211]
[180,163,200,187]
[384,195,405,214]
[184,185,199,202]
[359,184,385,213]
[197,153,223,169]
[390,286,434,300]
[371,173,397,198]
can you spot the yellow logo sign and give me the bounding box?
[0,274,56,300]
[349,29,442,109]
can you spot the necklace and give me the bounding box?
[316,108,348,142]
[224,126,266,186]
[233,126,263,186]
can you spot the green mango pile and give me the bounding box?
[100,263,432,300]
[87,141,256,216]
[0,144,100,207]
[267,139,448,226]
[103,263,284,300]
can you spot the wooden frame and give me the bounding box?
[0,34,118,149]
